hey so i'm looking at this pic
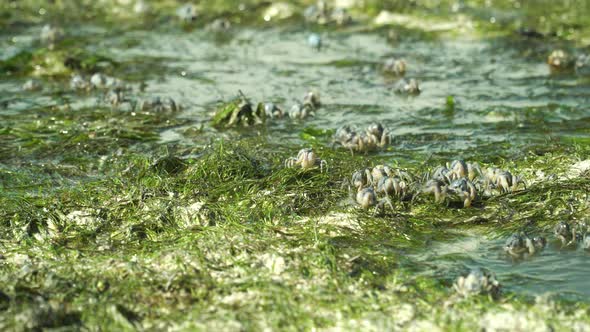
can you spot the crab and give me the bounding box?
[365,123,391,148]
[263,102,284,119]
[575,54,590,76]
[345,132,375,154]
[394,78,420,95]
[504,233,546,258]
[554,220,586,248]
[303,91,321,109]
[377,176,408,198]
[421,179,447,204]
[70,74,89,90]
[484,168,525,193]
[304,1,351,26]
[177,3,198,23]
[447,178,477,207]
[308,34,322,50]
[207,18,232,32]
[370,165,390,185]
[138,96,178,112]
[40,24,64,44]
[431,165,452,183]
[448,160,468,180]
[331,7,352,25]
[333,123,391,155]
[89,73,125,90]
[22,79,42,92]
[547,50,573,71]
[288,102,314,119]
[106,89,127,106]
[349,168,371,191]
[90,73,108,89]
[304,1,330,24]
[383,58,407,76]
[355,187,394,215]
[442,160,482,181]
[333,125,355,144]
[387,167,415,184]
[285,148,327,172]
[467,162,483,181]
[453,268,500,299]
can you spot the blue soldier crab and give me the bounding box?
[554,220,586,248]
[355,187,394,215]
[263,102,284,119]
[547,50,573,72]
[483,167,525,193]
[138,96,178,112]
[419,177,476,208]
[504,233,546,258]
[383,58,407,76]
[394,78,420,95]
[333,123,391,154]
[285,148,327,172]
[453,268,500,299]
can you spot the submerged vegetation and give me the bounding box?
[2,0,590,330]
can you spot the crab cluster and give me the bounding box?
[504,233,546,259]
[419,160,525,207]
[303,0,352,26]
[343,160,525,211]
[554,221,590,250]
[266,90,321,120]
[333,123,391,154]
[212,91,322,128]
[419,160,481,207]
[453,268,501,299]
[380,55,419,94]
[70,73,127,91]
[138,96,178,112]
[348,165,415,214]
[284,148,327,172]
[288,91,321,120]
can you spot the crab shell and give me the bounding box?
[356,187,377,209]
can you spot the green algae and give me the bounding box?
[2,0,590,330]
[211,93,266,129]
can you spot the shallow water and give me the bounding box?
[411,230,590,300]
[2,18,590,301]
[4,26,590,150]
